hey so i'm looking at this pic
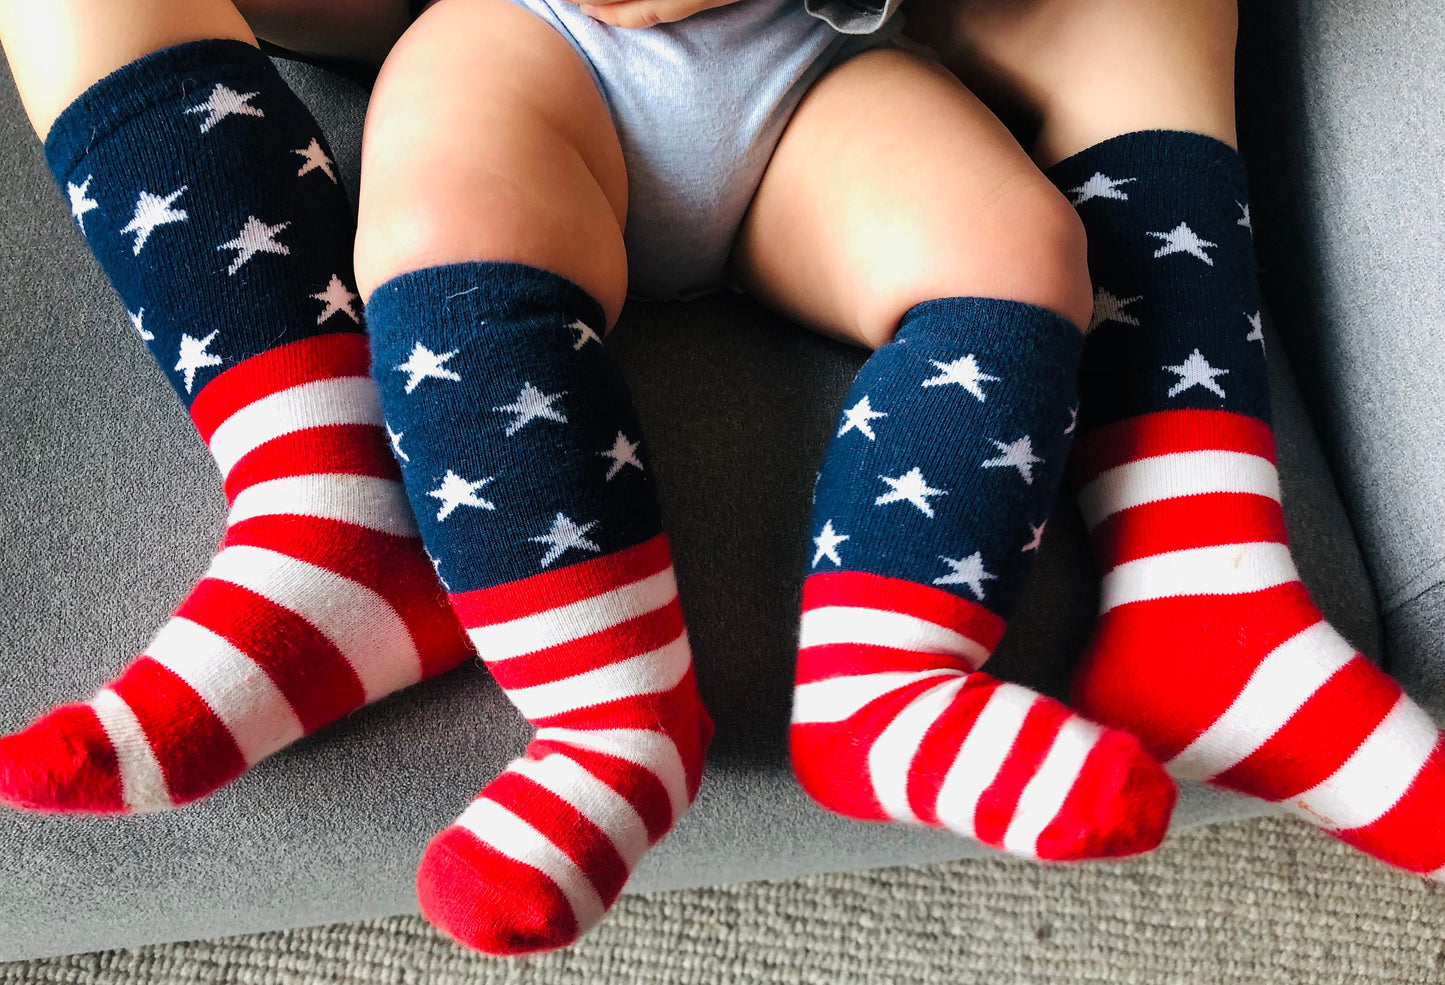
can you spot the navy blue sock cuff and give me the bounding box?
[1046,129,1249,198]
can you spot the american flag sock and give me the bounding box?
[1049,129,1445,879]
[366,262,713,955]
[791,298,1176,862]
[0,40,474,814]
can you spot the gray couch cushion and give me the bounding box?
[0,54,1378,960]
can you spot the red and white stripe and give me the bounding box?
[790,570,1174,862]
[1072,409,1445,877]
[0,333,473,814]
[415,534,712,955]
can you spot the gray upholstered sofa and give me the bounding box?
[1,0,1441,961]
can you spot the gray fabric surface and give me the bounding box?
[0,45,1383,962]
[7,816,1445,985]
[1235,1,1445,718]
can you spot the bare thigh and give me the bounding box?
[352,0,629,323]
[733,47,1091,350]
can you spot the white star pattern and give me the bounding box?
[395,342,462,394]
[428,470,495,521]
[1022,522,1047,554]
[495,382,568,436]
[980,436,1044,485]
[1237,201,1252,234]
[1066,173,1136,206]
[921,354,998,402]
[120,187,187,255]
[875,467,947,518]
[933,552,996,601]
[1089,289,1143,331]
[569,319,602,350]
[1147,222,1217,265]
[1065,405,1078,435]
[185,83,264,134]
[311,274,360,324]
[837,395,888,441]
[175,330,223,393]
[294,138,337,182]
[68,176,99,233]
[128,308,154,342]
[386,423,409,462]
[599,431,644,480]
[1165,348,1229,399]
[1245,311,1265,353]
[531,512,601,567]
[218,216,290,275]
[811,520,849,568]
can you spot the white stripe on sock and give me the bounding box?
[203,544,422,701]
[507,753,651,869]
[1001,717,1103,859]
[1078,450,1280,530]
[227,474,420,538]
[143,617,304,766]
[1167,622,1356,781]
[502,633,691,722]
[1290,696,1438,832]
[208,376,382,477]
[536,727,690,825]
[454,797,606,934]
[791,670,962,725]
[89,689,171,813]
[799,606,990,670]
[934,683,1037,840]
[1100,542,1301,613]
[868,676,969,824]
[470,568,678,663]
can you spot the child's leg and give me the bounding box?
[913,0,1445,877]
[354,0,708,954]
[734,48,1175,862]
[0,2,473,812]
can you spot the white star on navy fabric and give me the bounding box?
[1090,289,1142,330]
[1165,348,1229,398]
[1065,405,1078,435]
[811,519,849,568]
[1245,311,1265,353]
[185,83,265,134]
[294,138,337,182]
[981,436,1044,485]
[68,176,99,233]
[1237,201,1252,234]
[531,512,601,567]
[837,395,887,440]
[921,354,998,402]
[128,308,154,342]
[1066,173,1135,206]
[933,552,996,600]
[386,423,409,462]
[495,382,568,436]
[120,186,187,255]
[1022,522,1047,553]
[600,431,644,480]
[1147,222,1217,265]
[312,274,360,324]
[219,216,290,275]
[569,319,602,350]
[395,342,462,394]
[429,469,495,521]
[175,330,223,393]
[875,467,947,518]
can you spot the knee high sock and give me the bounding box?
[366,263,713,955]
[0,41,473,813]
[790,298,1176,862]
[1049,130,1445,878]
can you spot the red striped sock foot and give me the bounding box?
[1072,409,1445,878]
[415,536,712,954]
[0,334,474,813]
[790,571,1175,861]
